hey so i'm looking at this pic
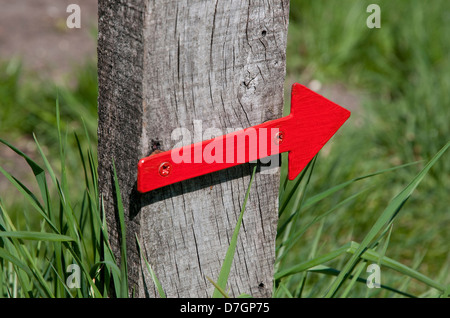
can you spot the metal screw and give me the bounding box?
[159,162,172,177]
[274,131,284,145]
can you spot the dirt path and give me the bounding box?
[0,0,98,81]
[0,0,98,194]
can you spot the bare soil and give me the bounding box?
[0,0,98,81]
[0,0,97,194]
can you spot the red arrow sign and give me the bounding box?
[137,83,350,193]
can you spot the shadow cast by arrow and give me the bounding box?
[129,154,281,219]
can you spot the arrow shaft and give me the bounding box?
[138,115,291,193]
[137,83,351,193]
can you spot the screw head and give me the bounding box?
[274,131,284,145]
[158,162,172,177]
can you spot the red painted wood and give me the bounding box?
[137,83,350,193]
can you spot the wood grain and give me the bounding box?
[98,0,145,295]
[98,0,290,297]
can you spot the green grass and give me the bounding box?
[0,1,449,298]
[275,0,449,297]
[0,104,128,298]
[0,58,98,144]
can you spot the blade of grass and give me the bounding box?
[391,250,426,298]
[212,164,257,298]
[135,234,166,298]
[207,276,229,298]
[278,156,317,233]
[112,159,128,298]
[0,209,35,297]
[307,265,415,298]
[0,231,74,242]
[55,100,67,299]
[324,142,449,297]
[55,104,71,297]
[56,96,69,197]
[346,241,445,293]
[0,137,51,212]
[0,168,58,233]
[276,186,372,264]
[48,261,74,298]
[275,240,427,298]
[33,134,79,236]
[301,161,421,212]
[33,132,91,294]
[90,260,121,282]
[0,204,55,297]
[274,242,352,281]
[275,157,317,277]
[294,219,324,298]
[32,134,58,197]
[278,158,315,217]
[96,196,119,297]
[341,260,367,298]
[278,282,294,298]
[0,247,34,279]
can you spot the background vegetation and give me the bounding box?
[0,0,448,297]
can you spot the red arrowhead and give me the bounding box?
[137,83,350,193]
[283,83,351,180]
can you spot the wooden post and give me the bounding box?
[98,0,290,297]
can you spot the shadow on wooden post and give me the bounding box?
[98,0,290,298]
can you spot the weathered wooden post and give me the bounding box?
[98,0,290,297]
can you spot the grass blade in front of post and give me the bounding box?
[212,165,257,298]
[135,234,166,298]
[112,159,129,298]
